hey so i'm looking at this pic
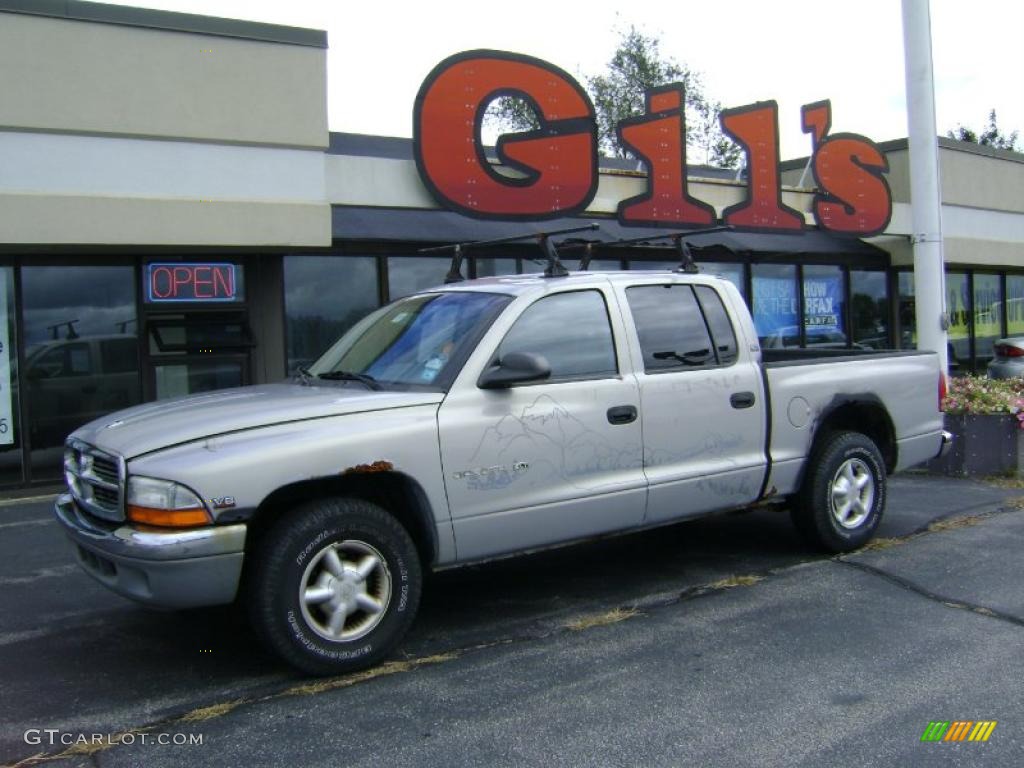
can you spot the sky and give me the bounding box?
[100,0,1022,160]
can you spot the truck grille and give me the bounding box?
[64,440,125,522]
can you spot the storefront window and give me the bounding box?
[473,258,517,278]
[946,272,970,371]
[284,256,378,374]
[388,256,448,300]
[752,264,799,347]
[561,258,623,272]
[850,271,889,349]
[802,266,846,346]
[973,273,1002,368]
[624,260,745,299]
[21,266,140,479]
[898,271,916,349]
[699,262,745,299]
[0,268,22,486]
[624,260,669,271]
[1007,275,1024,336]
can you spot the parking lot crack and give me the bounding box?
[836,558,1024,629]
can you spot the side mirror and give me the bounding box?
[478,352,551,389]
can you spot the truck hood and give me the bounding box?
[71,382,444,459]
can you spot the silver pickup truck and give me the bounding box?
[56,269,950,674]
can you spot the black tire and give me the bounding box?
[248,497,421,676]
[791,431,886,553]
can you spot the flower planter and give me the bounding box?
[927,413,1024,477]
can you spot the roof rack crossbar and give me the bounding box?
[557,224,733,273]
[419,223,600,283]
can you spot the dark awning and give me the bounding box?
[331,205,888,260]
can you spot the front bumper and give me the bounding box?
[54,493,247,609]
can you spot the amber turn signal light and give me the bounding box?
[127,505,211,528]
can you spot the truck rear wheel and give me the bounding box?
[791,431,886,553]
[248,498,421,676]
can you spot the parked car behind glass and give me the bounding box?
[987,337,1024,379]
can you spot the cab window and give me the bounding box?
[626,284,734,372]
[496,291,617,381]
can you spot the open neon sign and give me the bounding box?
[146,263,240,303]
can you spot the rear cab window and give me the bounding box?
[625,282,739,372]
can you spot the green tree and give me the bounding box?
[947,109,1019,152]
[692,99,743,169]
[486,26,740,168]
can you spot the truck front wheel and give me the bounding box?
[248,498,422,676]
[791,431,886,553]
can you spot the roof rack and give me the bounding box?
[569,225,729,274]
[419,224,601,282]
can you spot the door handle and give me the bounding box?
[730,391,756,409]
[607,405,638,425]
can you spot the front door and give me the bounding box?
[143,311,253,400]
[141,259,253,400]
[438,288,647,561]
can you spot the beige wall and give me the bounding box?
[0,12,327,148]
[0,6,330,248]
[940,142,1024,214]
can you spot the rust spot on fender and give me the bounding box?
[343,460,394,475]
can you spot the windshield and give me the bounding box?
[307,291,511,389]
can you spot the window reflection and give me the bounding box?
[21,266,139,478]
[851,271,889,349]
[284,256,378,373]
[700,262,745,299]
[498,291,617,380]
[898,272,915,349]
[473,258,517,278]
[388,256,448,300]
[1007,275,1024,336]
[0,268,21,485]
[561,258,623,272]
[947,273,970,370]
[973,274,1002,369]
[752,264,798,347]
[626,260,745,300]
[803,265,847,347]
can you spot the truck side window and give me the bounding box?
[626,284,716,372]
[694,285,739,365]
[497,290,617,381]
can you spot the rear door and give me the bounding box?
[619,280,766,522]
[437,287,647,560]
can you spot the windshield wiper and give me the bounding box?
[316,370,382,390]
[294,366,314,385]
[653,349,713,366]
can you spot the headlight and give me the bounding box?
[126,476,211,528]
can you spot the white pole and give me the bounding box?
[901,0,949,378]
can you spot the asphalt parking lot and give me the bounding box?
[1,473,1021,767]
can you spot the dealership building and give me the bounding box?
[0,0,1022,488]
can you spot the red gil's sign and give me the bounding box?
[146,263,238,303]
[413,50,892,237]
